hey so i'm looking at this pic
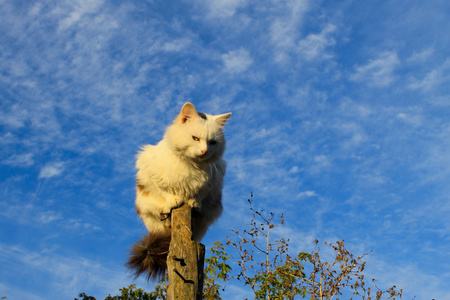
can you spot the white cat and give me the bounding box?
[127,102,231,280]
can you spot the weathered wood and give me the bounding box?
[167,204,205,300]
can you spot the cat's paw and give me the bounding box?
[163,195,185,214]
[187,198,200,209]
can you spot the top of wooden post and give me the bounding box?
[167,204,205,300]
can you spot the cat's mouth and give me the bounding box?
[194,153,216,163]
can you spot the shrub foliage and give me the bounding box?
[76,195,402,300]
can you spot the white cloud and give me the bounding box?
[65,216,103,232]
[39,162,65,179]
[55,0,106,31]
[298,190,317,198]
[0,242,137,300]
[0,203,63,226]
[426,95,450,106]
[0,104,29,128]
[396,111,423,127]
[270,19,295,49]
[28,2,43,17]
[162,38,192,52]
[407,47,434,63]
[222,48,253,73]
[350,51,400,87]
[310,154,332,174]
[288,166,300,174]
[365,254,450,300]
[334,121,368,150]
[202,0,247,19]
[268,0,311,63]
[297,24,336,61]
[408,58,450,92]
[2,153,34,167]
[414,125,450,187]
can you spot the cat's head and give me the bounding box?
[165,102,231,164]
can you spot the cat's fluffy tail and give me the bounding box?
[127,231,171,281]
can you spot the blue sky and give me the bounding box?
[1,0,449,299]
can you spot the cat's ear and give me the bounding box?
[214,112,231,127]
[179,102,198,123]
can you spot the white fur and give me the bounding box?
[135,103,231,241]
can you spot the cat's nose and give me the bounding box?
[201,149,208,156]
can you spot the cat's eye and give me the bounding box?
[192,136,200,142]
[209,140,217,145]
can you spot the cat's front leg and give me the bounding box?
[160,195,185,227]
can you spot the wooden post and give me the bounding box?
[167,204,205,300]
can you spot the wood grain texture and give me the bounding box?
[167,204,205,300]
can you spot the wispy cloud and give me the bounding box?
[2,153,34,167]
[407,47,434,63]
[0,104,30,128]
[350,51,400,87]
[268,0,311,63]
[39,162,65,179]
[0,242,140,300]
[222,48,253,73]
[204,0,247,19]
[408,58,450,92]
[365,253,450,300]
[55,0,106,31]
[0,202,61,227]
[297,23,336,61]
